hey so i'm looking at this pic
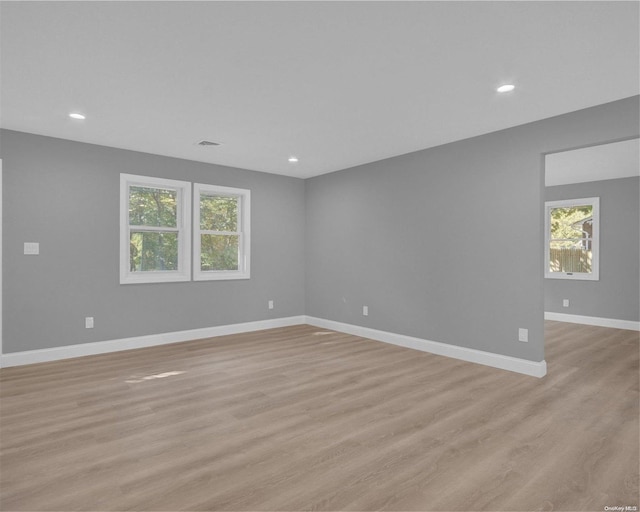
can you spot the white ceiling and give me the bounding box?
[1,1,638,179]
[545,138,640,187]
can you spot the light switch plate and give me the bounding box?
[24,242,40,255]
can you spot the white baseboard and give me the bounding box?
[544,312,640,331]
[0,314,548,378]
[0,316,306,368]
[305,316,547,378]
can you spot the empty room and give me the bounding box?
[0,2,638,511]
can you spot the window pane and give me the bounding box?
[549,205,593,241]
[129,186,177,227]
[130,232,178,272]
[201,234,239,271]
[549,241,592,273]
[200,195,238,231]
[549,204,593,274]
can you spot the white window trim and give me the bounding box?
[120,174,192,284]
[193,183,251,281]
[545,196,600,281]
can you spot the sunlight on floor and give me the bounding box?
[125,370,185,384]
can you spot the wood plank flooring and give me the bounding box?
[0,321,638,511]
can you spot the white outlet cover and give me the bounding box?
[268,300,274,310]
[85,317,94,329]
[24,242,39,255]
[563,299,570,307]
[518,328,528,342]
[363,306,369,316]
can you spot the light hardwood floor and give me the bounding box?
[0,321,638,511]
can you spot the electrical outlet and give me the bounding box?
[268,300,274,310]
[563,299,569,307]
[518,328,528,342]
[85,317,94,329]
[24,242,39,255]
[363,306,368,316]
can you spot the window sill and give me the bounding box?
[193,271,250,282]
[545,272,599,281]
[120,272,191,285]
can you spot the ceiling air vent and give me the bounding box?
[196,140,221,146]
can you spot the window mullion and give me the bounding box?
[199,230,240,236]
[129,225,180,233]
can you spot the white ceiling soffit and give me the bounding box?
[545,138,640,187]
[1,1,639,179]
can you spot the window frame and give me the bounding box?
[544,196,600,281]
[193,183,251,281]
[120,173,192,284]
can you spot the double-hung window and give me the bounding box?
[545,197,599,280]
[120,174,191,284]
[194,183,250,281]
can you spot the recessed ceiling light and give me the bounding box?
[69,112,86,120]
[497,84,515,93]
[288,156,299,163]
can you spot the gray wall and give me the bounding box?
[545,176,640,321]
[305,96,640,363]
[3,96,639,359]
[1,130,306,353]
